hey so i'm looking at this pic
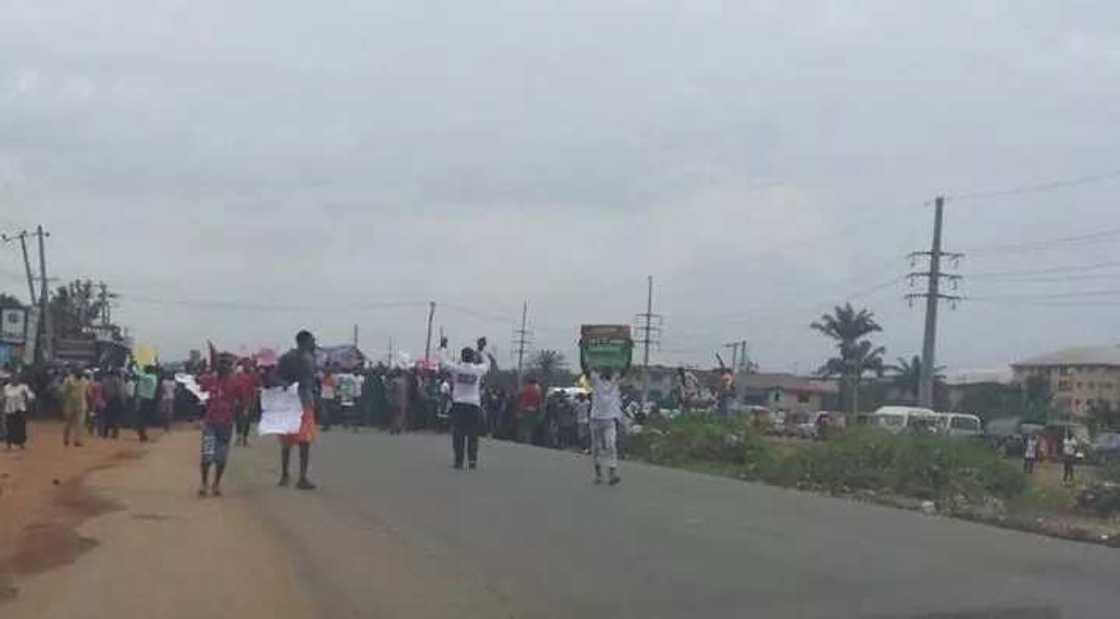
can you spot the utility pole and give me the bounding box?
[1,230,37,305]
[424,301,436,362]
[513,301,532,390]
[635,276,662,410]
[353,323,359,348]
[724,342,739,371]
[740,340,749,372]
[387,336,393,366]
[907,196,963,408]
[36,225,51,363]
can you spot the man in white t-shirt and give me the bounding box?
[581,350,632,486]
[438,336,496,470]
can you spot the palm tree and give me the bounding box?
[887,355,945,403]
[810,303,886,414]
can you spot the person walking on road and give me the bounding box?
[516,378,543,444]
[581,352,631,486]
[438,336,496,470]
[61,366,91,447]
[276,330,319,490]
[199,358,242,497]
[1023,433,1039,474]
[159,372,177,431]
[100,370,125,439]
[3,373,34,449]
[388,368,409,435]
[575,392,591,453]
[233,361,258,447]
[134,365,159,441]
[1062,430,1078,484]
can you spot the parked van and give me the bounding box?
[869,406,938,434]
[938,413,983,438]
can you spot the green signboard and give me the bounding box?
[579,325,633,371]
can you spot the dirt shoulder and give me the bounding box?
[1,422,314,619]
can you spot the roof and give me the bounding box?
[944,368,1014,386]
[1011,346,1120,368]
[739,373,839,395]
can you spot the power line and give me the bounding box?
[945,168,1120,202]
[119,293,427,313]
[962,227,1120,257]
[969,289,1120,301]
[965,260,1120,279]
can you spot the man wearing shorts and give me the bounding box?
[199,359,241,497]
[277,330,319,490]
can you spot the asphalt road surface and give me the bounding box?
[231,430,1120,619]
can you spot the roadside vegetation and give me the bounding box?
[627,415,1120,546]
[629,415,1024,506]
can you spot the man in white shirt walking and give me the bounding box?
[438,336,496,470]
[581,352,631,485]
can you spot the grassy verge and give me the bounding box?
[628,415,1120,545]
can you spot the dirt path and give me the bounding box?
[1,423,314,619]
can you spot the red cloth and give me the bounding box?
[203,375,243,426]
[518,384,542,414]
[279,403,317,446]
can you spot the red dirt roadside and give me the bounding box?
[0,420,140,599]
[1,421,314,619]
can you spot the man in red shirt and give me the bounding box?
[233,360,259,447]
[516,378,543,444]
[199,359,242,497]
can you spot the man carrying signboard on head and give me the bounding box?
[579,325,634,486]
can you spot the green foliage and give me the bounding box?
[0,292,24,309]
[527,349,574,389]
[810,303,887,413]
[631,418,1025,503]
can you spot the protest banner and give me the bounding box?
[258,385,303,435]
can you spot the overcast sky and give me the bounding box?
[1,1,1118,374]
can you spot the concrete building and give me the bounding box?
[1011,346,1120,418]
[739,373,839,414]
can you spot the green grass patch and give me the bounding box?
[631,417,1025,503]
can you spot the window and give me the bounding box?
[1058,380,1072,392]
[1076,382,1083,389]
[797,393,811,404]
[1102,383,1114,391]
[950,417,980,431]
[1088,382,1096,389]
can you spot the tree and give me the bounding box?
[811,303,886,415]
[955,382,1019,422]
[887,355,946,403]
[527,349,573,390]
[0,292,23,309]
[1022,374,1052,423]
[1088,400,1120,433]
[48,279,113,339]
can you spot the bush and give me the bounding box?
[777,428,1025,501]
[630,418,1025,503]
[629,414,775,472]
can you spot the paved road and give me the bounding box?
[232,430,1120,619]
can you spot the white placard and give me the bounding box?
[174,373,210,403]
[258,386,303,435]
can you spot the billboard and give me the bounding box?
[1,307,27,343]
